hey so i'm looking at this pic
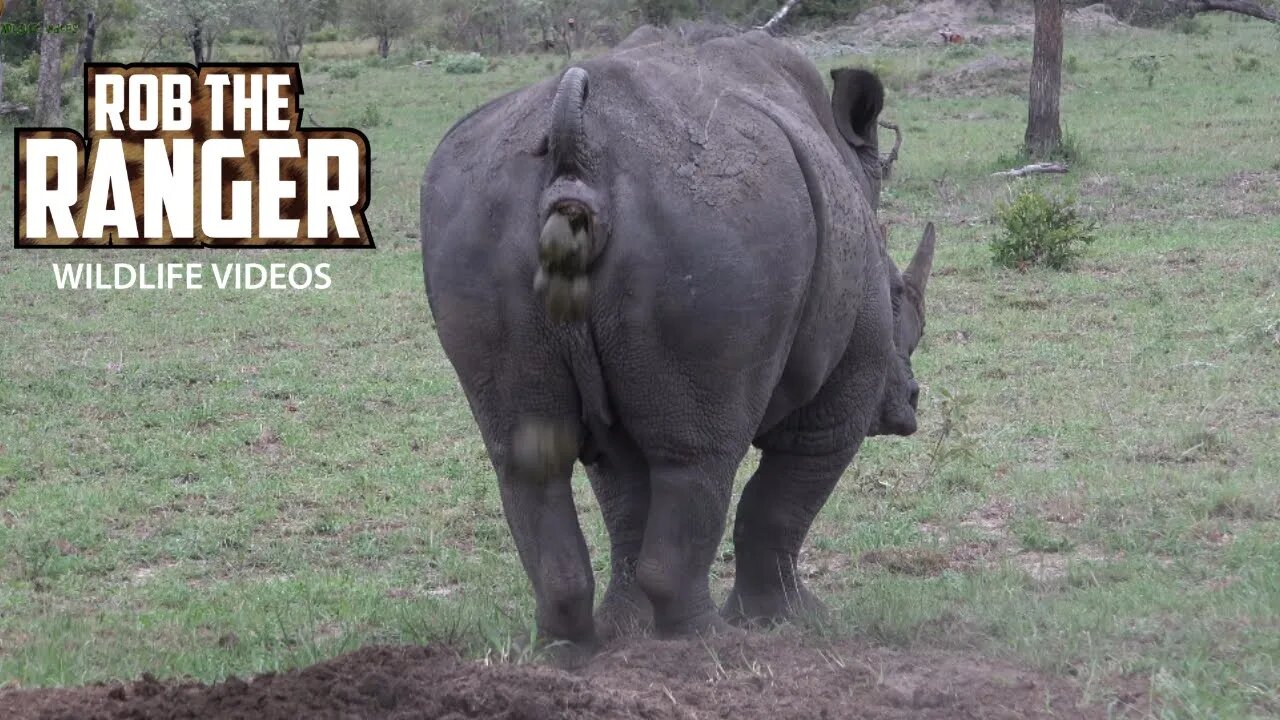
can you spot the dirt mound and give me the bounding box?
[796,0,1128,55]
[909,54,1032,98]
[2,635,1145,720]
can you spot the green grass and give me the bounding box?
[3,17,1279,718]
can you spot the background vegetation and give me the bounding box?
[1,3,1278,719]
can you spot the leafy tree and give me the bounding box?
[348,0,419,58]
[140,0,243,63]
[257,0,321,60]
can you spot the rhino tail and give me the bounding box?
[549,66,590,176]
[536,66,606,324]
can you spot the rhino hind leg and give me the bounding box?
[635,456,741,637]
[585,447,655,640]
[503,417,599,651]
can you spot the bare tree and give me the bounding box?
[36,0,67,126]
[349,0,419,58]
[1025,0,1064,158]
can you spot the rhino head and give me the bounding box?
[870,223,935,437]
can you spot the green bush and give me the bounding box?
[330,63,361,80]
[1129,54,1161,87]
[443,52,487,75]
[1233,53,1261,72]
[311,27,341,43]
[991,190,1096,270]
[356,104,386,128]
[1170,16,1210,35]
[224,29,265,45]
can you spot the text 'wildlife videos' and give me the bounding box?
[51,262,334,290]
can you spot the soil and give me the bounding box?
[907,55,1032,98]
[2,634,1147,719]
[792,0,1130,57]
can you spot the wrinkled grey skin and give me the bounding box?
[420,27,936,656]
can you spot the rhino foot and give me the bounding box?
[657,609,736,638]
[541,637,599,669]
[594,586,654,641]
[720,583,830,629]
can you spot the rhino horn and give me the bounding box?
[903,223,936,296]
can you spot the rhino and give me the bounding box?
[420,27,936,655]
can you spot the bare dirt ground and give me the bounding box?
[791,0,1128,56]
[2,634,1147,719]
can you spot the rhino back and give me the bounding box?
[421,33,883,450]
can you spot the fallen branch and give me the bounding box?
[0,101,31,116]
[879,120,902,179]
[993,162,1069,178]
[760,0,802,34]
[1183,0,1278,22]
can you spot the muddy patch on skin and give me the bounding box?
[1,635,1145,719]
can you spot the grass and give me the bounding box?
[2,16,1279,718]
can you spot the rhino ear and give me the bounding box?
[903,223,936,297]
[830,68,884,150]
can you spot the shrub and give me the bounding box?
[356,104,386,128]
[1129,54,1160,87]
[330,63,361,80]
[1170,16,1209,35]
[443,52,487,75]
[224,28,265,45]
[1233,54,1261,72]
[991,190,1096,270]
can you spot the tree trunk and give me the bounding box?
[35,0,66,126]
[1025,0,1064,158]
[1184,0,1278,22]
[190,17,205,64]
[71,10,97,81]
[378,33,390,58]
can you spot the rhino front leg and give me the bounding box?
[726,300,889,626]
[585,447,654,640]
[723,445,860,626]
[502,419,598,653]
[635,455,740,636]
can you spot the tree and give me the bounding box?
[1024,0,1063,158]
[1022,0,1277,159]
[140,0,242,63]
[259,0,321,61]
[36,0,68,126]
[349,0,419,58]
[1178,0,1277,21]
[71,9,98,80]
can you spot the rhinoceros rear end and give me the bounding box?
[535,67,605,324]
[420,28,936,653]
